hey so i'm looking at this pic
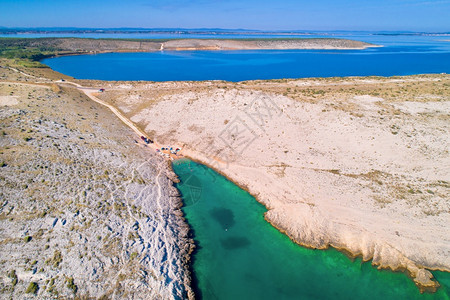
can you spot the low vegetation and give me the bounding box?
[25,282,39,294]
[0,38,64,67]
[66,276,77,294]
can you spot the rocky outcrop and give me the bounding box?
[0,70,194,299]
[163,38,377,50]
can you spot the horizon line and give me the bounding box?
[0,26,449,34]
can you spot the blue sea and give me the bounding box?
[40,33,450,82]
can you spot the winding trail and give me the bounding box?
[54,80,178,153]
[2,65,163,153]
[57,80,184,160]
[74,85,150,139]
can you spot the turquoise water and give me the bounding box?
[173,159,449,300]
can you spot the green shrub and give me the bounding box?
[45,250,63,268]
[66,277,77,294]
[130,252,138,260]
[8,270,18,286]
[26,282,39,294]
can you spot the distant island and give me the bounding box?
[0,37,378,67]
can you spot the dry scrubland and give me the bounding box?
[0,65,193,299]
[96,75,450,292]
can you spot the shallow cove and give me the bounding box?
[172,159,449,300]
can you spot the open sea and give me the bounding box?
[40,33,450,82]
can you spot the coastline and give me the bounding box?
[87,74,449,293]
[32,38,384,67]
[109,76,449,294]
[3,60,449,296]
[170,159,205,300]
[167,173,197,300]
[0,37,380,65]
[175,152,444,293]
[39,39,382,62]
[50,72,448,294]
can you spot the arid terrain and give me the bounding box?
[0,64,194,299]
[0,54,449,298]
[160,38,376,50]
[95,75,450,292]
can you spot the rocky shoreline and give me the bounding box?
[97,75,449,293]
[0,65,195,299]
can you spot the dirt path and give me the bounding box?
[81,87,148,137]
[2,66,182,160]
[59,80,171,154]
[8,67,48,81]
[3,66,161,151]
[76,85,185,160]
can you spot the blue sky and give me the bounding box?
[1,0,449,31]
